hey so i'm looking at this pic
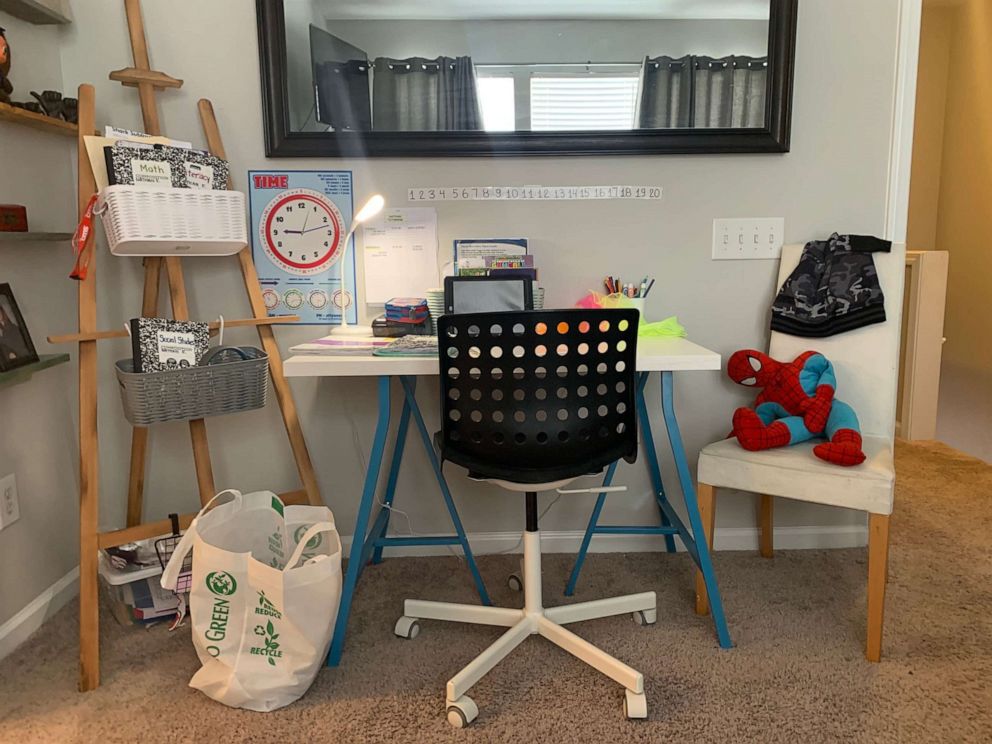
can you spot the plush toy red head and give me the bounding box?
[727,349,780,388]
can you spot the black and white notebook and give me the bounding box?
[130,317,210,372]
[105,144,229,190]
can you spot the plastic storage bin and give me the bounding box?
[97,185,247,256]
[98,542,178,625]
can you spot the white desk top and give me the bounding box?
[283,336,721,378]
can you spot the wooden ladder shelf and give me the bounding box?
[53,0,322,692]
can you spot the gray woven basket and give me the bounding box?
[115,346,268,426]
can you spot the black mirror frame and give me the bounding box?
[257,0,797,157]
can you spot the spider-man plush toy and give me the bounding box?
[727,349,866,466]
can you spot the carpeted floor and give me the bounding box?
[1,440,989,743]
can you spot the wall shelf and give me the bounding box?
[0,0,71,25]
[0,101,78,136]
[0,231,73,242]
[0,353,70,391]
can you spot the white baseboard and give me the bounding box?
[342,524,869,557]
[0,566,79,662]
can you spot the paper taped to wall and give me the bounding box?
[408,185,663,202]
[363,207,439,304]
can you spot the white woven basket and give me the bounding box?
[97,185,247,256]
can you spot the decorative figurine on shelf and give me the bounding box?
[727,349,867,467]
[0,27,12,104]
[30,89,64,118]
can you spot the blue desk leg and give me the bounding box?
[661,371,733,649]
[636,372,678,555]
[564,460,618,596]
[399,376,492,606]
[371,395,411,565]
[327,375,391,667]
[565,372,677,595]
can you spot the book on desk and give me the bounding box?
[290,334,439,357]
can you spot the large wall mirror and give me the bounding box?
[257,0,798,157]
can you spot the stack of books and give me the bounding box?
[373,297,432,337]
[385,297,429,324]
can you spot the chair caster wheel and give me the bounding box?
[507,573,523,592]
[446,696,479,728]
[624,689,648,720]
[633,609,657,626]
[394,616,420,640]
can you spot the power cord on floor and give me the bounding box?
[342,395,466,561]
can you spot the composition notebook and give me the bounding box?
[372,335,438,357]
[129,317,210,372]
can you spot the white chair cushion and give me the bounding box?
[472,476,579,492]
[697,436,894,515]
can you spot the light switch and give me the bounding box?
[712,218,785,260]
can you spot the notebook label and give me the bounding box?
[185,161,216,190]
[156,329,198,368]
[131,158,173,186]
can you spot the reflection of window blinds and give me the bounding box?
[530,76,640,131]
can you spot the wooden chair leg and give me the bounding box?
[759,494,774,558]
[866,513,891,662]
[694,482,716,615]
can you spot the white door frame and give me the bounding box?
[885,0,924,242]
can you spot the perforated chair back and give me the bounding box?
[437,309,639,484]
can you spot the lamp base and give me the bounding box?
[330,323,374,337]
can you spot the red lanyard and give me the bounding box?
[70,193,98,281]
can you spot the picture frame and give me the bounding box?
[0,283,39,372]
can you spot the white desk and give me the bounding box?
[285,335,732,666]
[284,336,720,378]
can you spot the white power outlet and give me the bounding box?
[712,218,785,260]
[0,473,20,531]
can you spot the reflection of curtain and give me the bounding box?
[636,54,767,128]
[693,56,767,128]
[635,56,692,128]
[372,56,483,131]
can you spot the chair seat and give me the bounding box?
[472,476,580,492]
[697,435,895,515]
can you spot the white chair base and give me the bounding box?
[395,530,656,727]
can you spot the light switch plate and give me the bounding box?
[712,218,785,260]
[0,473,19,531]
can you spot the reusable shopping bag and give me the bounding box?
[161,489,341,711]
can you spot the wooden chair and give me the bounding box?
[694,241,905,662]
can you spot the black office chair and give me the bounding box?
[394,309,656,727]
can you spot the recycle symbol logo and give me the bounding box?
[205,571,237,596]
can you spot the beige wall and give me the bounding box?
[0,11,79,627]
[909,0,992,462]
[53,0,900,542]
[3,0,908,627]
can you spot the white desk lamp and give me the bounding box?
[331,193,385,336]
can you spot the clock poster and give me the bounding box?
[249,170,357,324]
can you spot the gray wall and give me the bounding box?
[324,18,770,62]
[0,11,78,626]
[3,0,902,624]
[54,0,899,543]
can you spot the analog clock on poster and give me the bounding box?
[249,171,356,324]
[259,188,343,276]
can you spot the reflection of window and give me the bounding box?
[530,75,639,131]
[476,64,641,132]
[477,76,515,131]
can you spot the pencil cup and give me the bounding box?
[628,298,647,320]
